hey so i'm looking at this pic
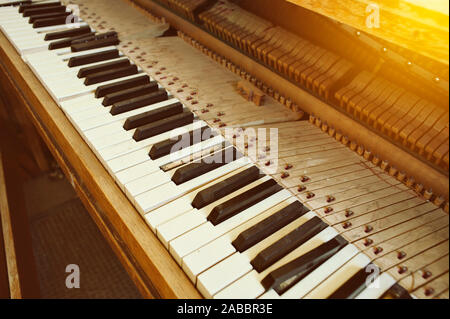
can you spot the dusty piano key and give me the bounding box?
[149,125,215,160]
[28,11,70,23]
[103,82,159,107]
[178,198,304,283]
[144,164,256,232]
[68,48,120,67]
[156,176,275,249]
[18,1,60,13]
[232,201,309,253]
[327,264,381,299]
[48,32,96,50]
[95,74,151,98]
[71,36,120,52]
[78,58,131,78]
[207,179,283,226]
[133,111,194,141]
[172,147,240,186]
[32,14,72,28]
[84,64,138,86]
[111,88,168,115]
[44,24,92,40]
[134,154,250,214]
[251,216,329,273]
[22,4,66,17]
[124,141,232,199]
[123,101,183,130]
[200,227,338,299]
[71,31,117,45]
[262,236,348,295]
[1,1,31,7]
[260,244,360,299]
[192,165,264,210]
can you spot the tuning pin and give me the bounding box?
[372,155,381,166]
[350,141,358,151]
[363,149,372,161]
[415,183,424,194]
[341,136,349,146]
[326,195,336,203]
[324,207,334,214]
[380,160,390,171]
[328,127,336,137]
[357,145,365,156]
[309,114,316,124]
[389,166,398,177]
[423,189,434,201]
[397,171,406,182]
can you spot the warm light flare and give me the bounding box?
[403,0,449,15]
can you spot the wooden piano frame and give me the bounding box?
[0,31,201,299]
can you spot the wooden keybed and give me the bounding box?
[0,0,448,299]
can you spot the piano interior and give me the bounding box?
[0,0,448,300]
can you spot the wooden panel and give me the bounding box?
[286,0,449,65]
[0,152,17,298]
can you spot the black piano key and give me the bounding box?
[71,37,120,52]
[19,1,59,12]
[78,59,130,78]
[251,216,328,273]
[382,284,412,299]
[28,11,69,23]
[84,65,138,86]
[133,111,194,142]
[232,201,310,253]
[328,264,381,299]
[207,179,283,226]
[149,125,214,160]
[1,1,31,8]
[124,101,182,130]
[192,166,264,210]
[95,75,150,98]
[103,82,159,106]
[44,25,91,41]
[261,235,348,295]
[48,32,95,50]
[110,89,168,116]
[68,49,120,67]
[172,148,241,186]
[71,31,117,45]
[23,5,66,17]
[32,15,70,28]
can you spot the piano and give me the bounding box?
[0,0,448,299]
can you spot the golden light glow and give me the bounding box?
[403,0,449,15]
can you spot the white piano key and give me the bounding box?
[212,227,339,299]
[355,273,396,299]
[76,98,178,131]
[264,244,360,299]
[169,189,292,266]
[181,198,310,284]
[102,122,207,173]
[143,164,254,232]
[124,136,227,198]
[135,156,251,215]
[303,252,372,299]
[195,211,318,298]
[156,176,272,248]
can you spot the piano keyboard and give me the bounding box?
[0,0,448,299]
